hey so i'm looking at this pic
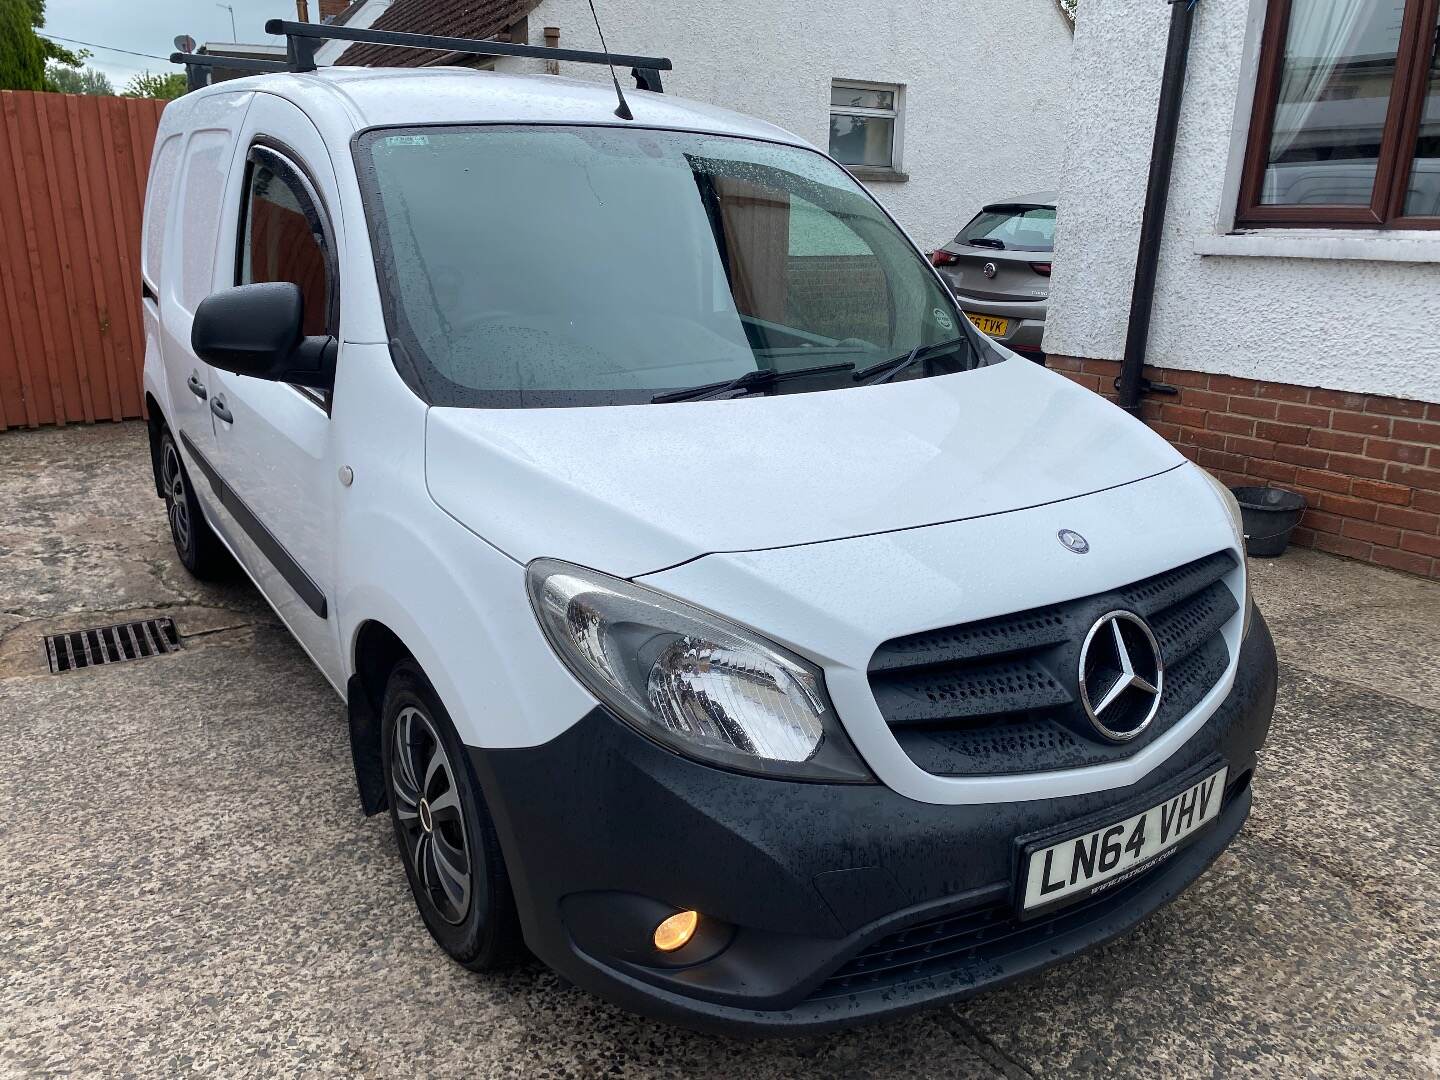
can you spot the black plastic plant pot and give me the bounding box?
[1230,486,1307,558]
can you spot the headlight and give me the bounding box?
[1199,468,1254,637]
[526,559,872,782]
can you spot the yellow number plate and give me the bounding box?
[966,313,1010,337]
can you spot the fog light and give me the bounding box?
[653,909,699,952]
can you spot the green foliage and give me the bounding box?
[0,0,46,89]
[45,61,113,95]
[0,0,79,90]
[121,71,186,100]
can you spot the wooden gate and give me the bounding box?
[0,91,165,431]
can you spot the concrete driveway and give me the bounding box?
[1,422,1437,1078]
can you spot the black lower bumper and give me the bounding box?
[470,612,1278,1035]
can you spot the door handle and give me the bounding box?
[187,373,207,401]
[210,396,233,424]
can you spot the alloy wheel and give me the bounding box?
[161,441,192,555]
[390,705,472,924]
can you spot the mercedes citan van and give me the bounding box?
[140,22,1278,1033]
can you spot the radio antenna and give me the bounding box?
[585,0,633,120]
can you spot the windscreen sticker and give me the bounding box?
[933,308,954,332]
[385,134,431,147]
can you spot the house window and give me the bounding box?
[1238,0,1440,228]
[829,81,903,173]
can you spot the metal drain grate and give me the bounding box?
[44,617,181,673]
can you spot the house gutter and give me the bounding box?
[1117,0,1200,415]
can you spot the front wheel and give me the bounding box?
[382,660,523,970]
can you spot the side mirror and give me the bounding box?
[191,282,336,390]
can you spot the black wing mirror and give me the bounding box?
[191,282,336,390]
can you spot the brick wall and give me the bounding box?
[1050,356,1440,581]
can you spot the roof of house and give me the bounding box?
[336,0,542,68]
[322,0,378,29]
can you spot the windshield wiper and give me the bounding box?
[968,237,1006,250]
[852,337,967,386]
[651,362,853,403]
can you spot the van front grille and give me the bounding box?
[867,552,1240,777]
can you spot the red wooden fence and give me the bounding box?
[0,91,165,431]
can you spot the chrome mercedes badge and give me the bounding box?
[1058,529,1090,554]
[1078,611,1164,742]
[982,261,998,279]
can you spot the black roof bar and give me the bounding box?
[169,51,290,73]
[170,51,291,92]
[262,19,671,92]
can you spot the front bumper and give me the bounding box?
[470,611,1277,1035]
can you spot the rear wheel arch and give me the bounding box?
[145,392,166,498]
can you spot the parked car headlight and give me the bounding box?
[1199,468,1254,637]
[527,559,872,782]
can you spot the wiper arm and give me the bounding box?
[651,362,853,403]
[852,336,966,385]
[969,237,1006,250]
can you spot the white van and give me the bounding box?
[142,24,1277,1034]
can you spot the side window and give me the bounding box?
[238,148,335,337]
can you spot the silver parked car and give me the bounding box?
[930,193,1055,359]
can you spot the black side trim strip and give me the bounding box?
[179,431,328,620]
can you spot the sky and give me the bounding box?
[41,0,294,89]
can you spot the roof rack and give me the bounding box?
[261,19,672,93]
[170,51,290,92]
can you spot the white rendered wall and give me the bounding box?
[1043,0,1440,404]
[500,0,1074,251]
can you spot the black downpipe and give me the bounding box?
[1118,0,1200,415]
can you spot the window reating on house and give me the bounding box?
[829,81,902,171]
[1238,0,1440,228]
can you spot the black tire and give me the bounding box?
[381,660,523,971]
[158,428,231,580]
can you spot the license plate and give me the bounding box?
[1021,766,1228,915]
[965,312,1010,337]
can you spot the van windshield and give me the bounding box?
[357,125,994,408]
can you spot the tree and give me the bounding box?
[0,0,81,91]
[45,61,113,95]
[121,71,186,100]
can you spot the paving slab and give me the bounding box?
[1,423,1436,1079]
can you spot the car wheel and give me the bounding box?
[159,429,230,579]
[382,660,523,970]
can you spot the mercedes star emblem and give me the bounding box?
[1058,529,1090,554]
[1078,611,1164,742]
[982,261,998,278]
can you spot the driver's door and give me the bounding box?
[205,95,344,687]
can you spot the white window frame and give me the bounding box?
[829,79,906,179]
